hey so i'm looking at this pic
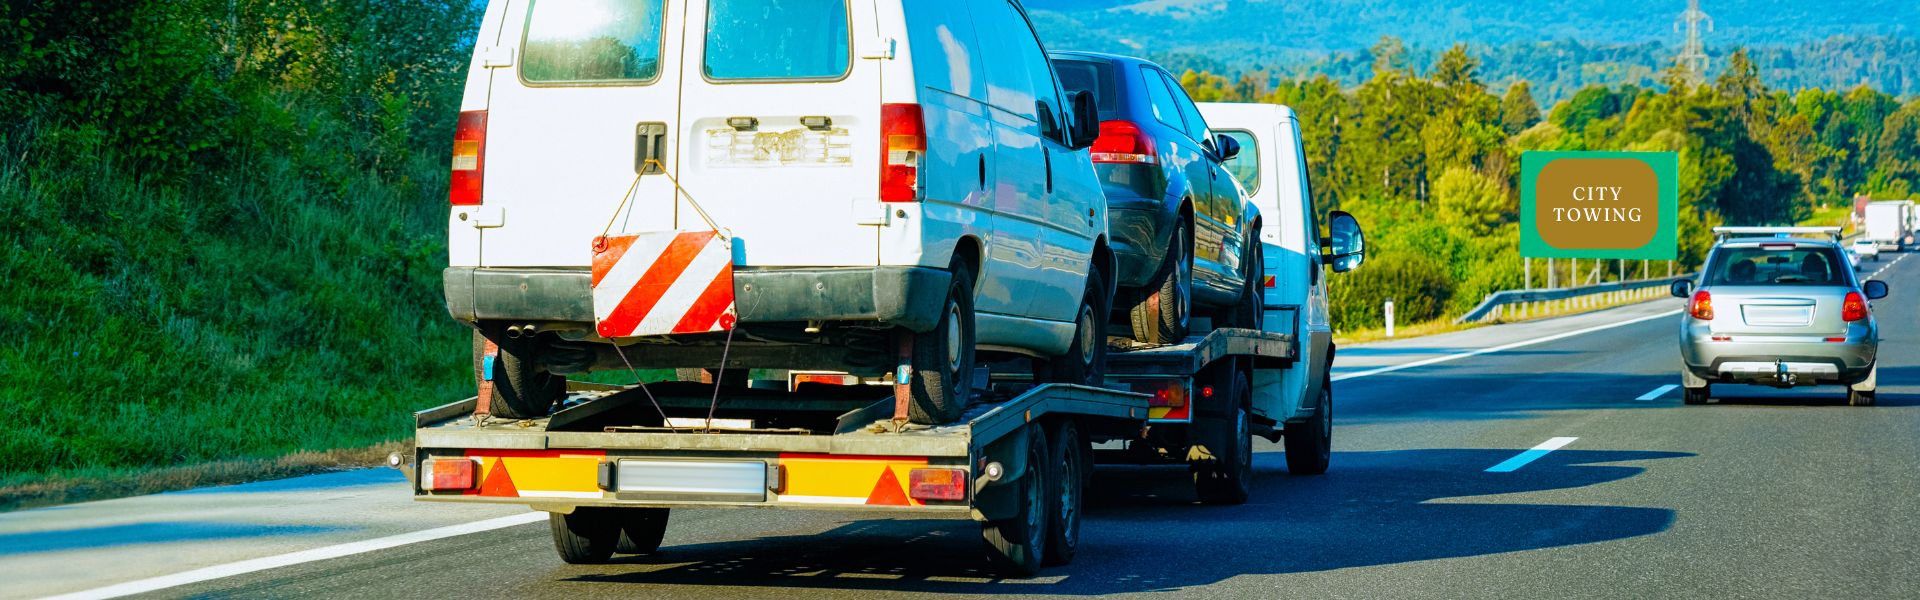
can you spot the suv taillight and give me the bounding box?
[449,110,487,206]
[1090,120,1156,164]
[1690,290,1714,320]
[880,104,925,203]
[1842,291,1869,322]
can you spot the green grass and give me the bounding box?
[0,132,473,488]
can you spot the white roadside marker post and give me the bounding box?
[1385,300,1395,338]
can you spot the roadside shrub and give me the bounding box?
[1327,253,1456,330]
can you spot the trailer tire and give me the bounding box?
[1193,373,1252,505]
[549,508,619,564]
[476,329,564,420]
[983,425,1051,577]
[909,263,977,425]
[1284,381,1332,476]
[1129,220,1191,345]
[1037,268,1109,387]
[1043,420,1087,566]
[614,507,670,554]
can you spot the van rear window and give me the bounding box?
[704,0,851,80]
[520,0,666,84]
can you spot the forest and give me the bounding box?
[1,1,1915,485]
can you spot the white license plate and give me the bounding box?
[613,460,769,502]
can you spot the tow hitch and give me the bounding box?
[1775,360,1797,386]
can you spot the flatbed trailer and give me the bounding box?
[409,327,1295,576]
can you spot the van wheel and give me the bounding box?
[1220,239,1263,330]
[983,425,1050,577]
[1037,268,1109,387]
[475,330,563,419]
[910,264,976,425]
[550,508,620,564]
[1193,373,1252,505]
[1284,381,1332,475]
[1043,419,1087,566]
[614,508,670,554]
[1130,221,1191,345]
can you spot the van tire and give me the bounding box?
[550,508,619,564]
[1130,221,1191,345]
[910,264,976,425]
[1037,268,1109,387]
[1193,373,1253,505]
[475,330,563,419]
[614,508,670,554]
[983,425,1051,577]
[1284,381,1332,476]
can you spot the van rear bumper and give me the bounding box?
[444,266,950,333]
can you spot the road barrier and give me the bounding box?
[1454,275,1695,324]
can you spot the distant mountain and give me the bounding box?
[1025,0,1919,99]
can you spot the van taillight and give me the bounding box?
[1690,290,1714,320]
[1842,291,1869,322]
[1090,120,1156,164]
[880,104,925,203]
[449,110,487,206]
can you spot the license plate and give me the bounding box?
[613,460,768,502]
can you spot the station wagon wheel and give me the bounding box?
[909,263,975,425]
[1683,384,1710,405]
[984,425,1051,577]
[1130,220,1191,344]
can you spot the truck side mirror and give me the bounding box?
[1670,280,1693,298]
[1322,211,1365,273]
[1068,90,1099,150]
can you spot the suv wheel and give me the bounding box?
[1682,384,1710,405]
[1129,220,1191,345]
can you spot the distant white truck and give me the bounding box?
[1863,200,1913,251]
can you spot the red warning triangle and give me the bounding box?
[865,467,910,506]
[479,459,520,497]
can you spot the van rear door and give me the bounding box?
[672,0,881,267]
[480,0,685,268]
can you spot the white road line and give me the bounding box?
[1636,384,1679,401]
[40,512,547,600]
[1486,437,1579,473]
[1332,309,1684,382]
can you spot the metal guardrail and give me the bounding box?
[1454,275,1695,324]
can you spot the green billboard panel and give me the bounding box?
[1520,151,1678,260]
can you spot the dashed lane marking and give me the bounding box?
[1636,384,1679,401]
[1486,437,1579,473]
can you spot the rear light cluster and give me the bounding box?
[421,457,479,491]
[907,468,967,501]
[449,111,487,206]
[1090,120,1157,164]
[1131,380,1190,420]
[1842,291,1870,322]
[1689,290,1714,320]
[880,104,925,203]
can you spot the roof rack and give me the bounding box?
[1712,226,1843,242]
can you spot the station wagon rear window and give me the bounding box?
[704,0,851,80]
[520,0,665,84]
[1706,246,1850,286]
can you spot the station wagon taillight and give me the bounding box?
[880,104,925,203]
[1842,291,1869,322]
[1689,290,1714,320]
[449,110,487,206]
[1090,120,1157,164]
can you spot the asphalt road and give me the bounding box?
[7,252,1917,599]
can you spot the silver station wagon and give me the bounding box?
[1673,227,1890,406]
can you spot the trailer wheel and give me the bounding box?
[1129,220,1191,345]
[1043,420,1087,566]
[983,425,1051,577]
[1037,268,1109,387]
[549,508,620,564]
[614,507,670,554]
[1284,381,1332,475]
[910,263,977,425]
[475,329,563,420]
[1193,373,1252,505]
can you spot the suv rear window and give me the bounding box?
[704,0,851,80]
[1706,246,1849,286]
[521,0,666,84]
[1052,58,1120,121]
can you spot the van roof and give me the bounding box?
[1196,101,1297,124]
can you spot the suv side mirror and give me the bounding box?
[1864,279,1889,300]
[1322,211,1365,272]
[1068,90,1099,150]
[1670,280,1693,298]
[1213,133,1241,161]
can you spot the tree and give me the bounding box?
[1500,82,1541,135]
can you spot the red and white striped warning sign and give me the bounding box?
[591,230,736,338]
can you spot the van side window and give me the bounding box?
[1219,130,1260,194]
[521,0,666,84]
[704,0,851,80]
[1140,67,1185,133]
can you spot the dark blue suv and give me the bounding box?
[1049,52,1262,344]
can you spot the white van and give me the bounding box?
[443,0,1112,424]
[1198,102,1363,448]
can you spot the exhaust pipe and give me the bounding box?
[504,324,537,339]
[505,325,523,339]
